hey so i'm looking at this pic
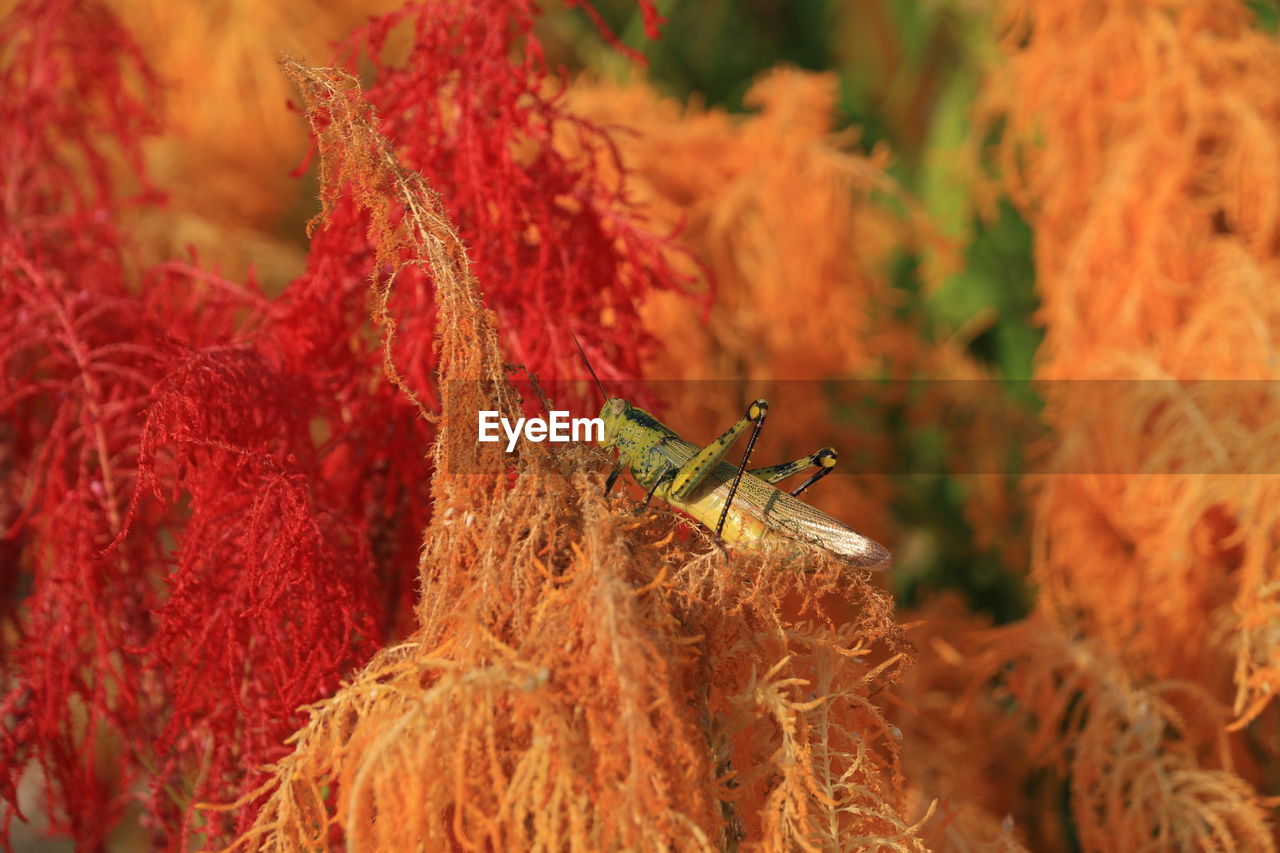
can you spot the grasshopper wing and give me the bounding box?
[760,490,893,570]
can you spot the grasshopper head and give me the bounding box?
[598,398,629,447]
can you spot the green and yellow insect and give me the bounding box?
[574,339,891,571]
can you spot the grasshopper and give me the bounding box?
[572,337,891,570]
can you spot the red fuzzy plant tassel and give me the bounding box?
[0,0,379,846]
[1,0,688,848]
[270,0,688,637]
[325,0,689,390]
[1,0,165,845]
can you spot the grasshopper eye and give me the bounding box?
[609,399,626,416]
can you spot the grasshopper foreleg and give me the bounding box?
[640,464,677,511]
[750,447,839,496]
[714,402,769,537]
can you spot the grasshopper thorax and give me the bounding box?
[597,398,681,484]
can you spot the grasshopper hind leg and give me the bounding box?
[714,402,770,537]
[789,448,839,497]
[669,400,769,501]
[750,447,838,497]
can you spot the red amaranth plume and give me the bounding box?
[1,0,166,845]
[1,0,687,848]
[0,0,378,844]
[266,0,686,636]
[326,0,690,391]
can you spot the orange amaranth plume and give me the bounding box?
[945,0,1280,848]
[220,60,928,852]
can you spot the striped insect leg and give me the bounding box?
[669,400,769,500]
[749,447,838,489]
[715,404,769,537]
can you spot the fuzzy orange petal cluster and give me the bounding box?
[977,614,1272,850]
[888,597,1034,852]
[570,70,913,382]
[989,0,1280,707]
[966,0,1280,847]
[224,61,926,852]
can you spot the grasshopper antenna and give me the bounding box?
[569,333,622,494]
[569,332,609,403]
